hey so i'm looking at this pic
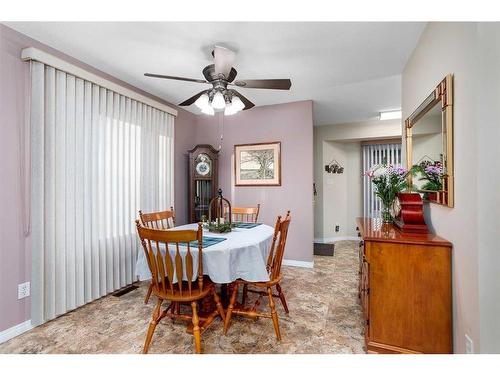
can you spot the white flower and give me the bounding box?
[373,166,387,178]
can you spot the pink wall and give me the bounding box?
[0,24,314,334]
[0,24,196,331]
[173,109,197,225]
[0,24,32,332]
[194,101,314,263]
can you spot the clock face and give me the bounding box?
[391,196,402,218]
[195,153,212,177]
[196,161,210,176]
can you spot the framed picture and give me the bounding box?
[234,141,281,186]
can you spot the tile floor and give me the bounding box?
[0,241,365,354]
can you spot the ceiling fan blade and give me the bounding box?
[213,45,236,79]
[230,90,255,110]
[233,79,292,90]
[179,91,207,106]
[144,73,207,84]
[226,67,238,83]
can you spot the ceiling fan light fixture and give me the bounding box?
[201,105,215,116]
[211,91,226,110]
[194,93,209,110]
[232,96,245,111]
[224,103,237,116]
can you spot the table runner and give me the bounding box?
[233,222,263,229]
[186,236,227,248]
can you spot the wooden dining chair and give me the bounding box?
[227,204,260,223]
[135,221,225,354]
[223,211,291,340]
[139,207,176,229]
[139,208,176,304]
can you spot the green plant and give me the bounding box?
[207,221,233,233]
[364,162,409,222]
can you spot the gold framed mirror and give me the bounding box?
[405,74,454,207]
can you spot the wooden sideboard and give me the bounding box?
[356,217,452,354]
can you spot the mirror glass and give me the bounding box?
[411,103,444,195]
[406,74,453,207]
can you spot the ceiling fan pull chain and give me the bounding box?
[218,112,224,152]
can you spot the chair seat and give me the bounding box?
[234,274,282,288]
[153,275,214,302]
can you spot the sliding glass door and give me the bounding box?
[30,61,174,325]
[362,142,402,218]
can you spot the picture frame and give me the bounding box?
[234,141,281,186]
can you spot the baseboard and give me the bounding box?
[314,236,359,244]
[282,259,314,268]
[0,320,33,344]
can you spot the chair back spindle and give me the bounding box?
[139,207,176,230]
[226,204,260,223]
[136,221,203,298]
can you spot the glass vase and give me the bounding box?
[381,203,393,223]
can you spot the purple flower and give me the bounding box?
[393,166,407,176]
[425,165,442,176]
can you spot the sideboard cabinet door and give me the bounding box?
[356,218,452,354]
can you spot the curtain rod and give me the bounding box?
[21,47,178,117]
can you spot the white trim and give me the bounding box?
[21,47,178,117]
[0,320,33,344]
[282,259,314,268]
[314,236,359,243]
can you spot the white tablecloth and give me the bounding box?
[135,223,274,284]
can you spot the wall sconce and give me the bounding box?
[324,159,344,174]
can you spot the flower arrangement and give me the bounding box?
[201,214,234,233]
[411,160,444,193]
[364,162,409,222]
[207,221,234,233]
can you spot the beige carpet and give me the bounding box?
[0,241,365,354]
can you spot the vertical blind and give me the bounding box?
[30,61,174,325]
[362,143,402,218]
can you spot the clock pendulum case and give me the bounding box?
[188,144,219,223]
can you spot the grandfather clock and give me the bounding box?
[188,144,219,223]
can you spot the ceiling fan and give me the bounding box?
[144,45,292,116]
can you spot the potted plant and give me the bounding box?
[364,162,409,223]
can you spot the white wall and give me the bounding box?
[403,22,500,353]
[316,119,401,142]
[314,119,401,241]
[320,141,362,239]
[477,23,500,354]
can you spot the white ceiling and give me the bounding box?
[5,22,425,125]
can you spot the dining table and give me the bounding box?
[135,222,275,285]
